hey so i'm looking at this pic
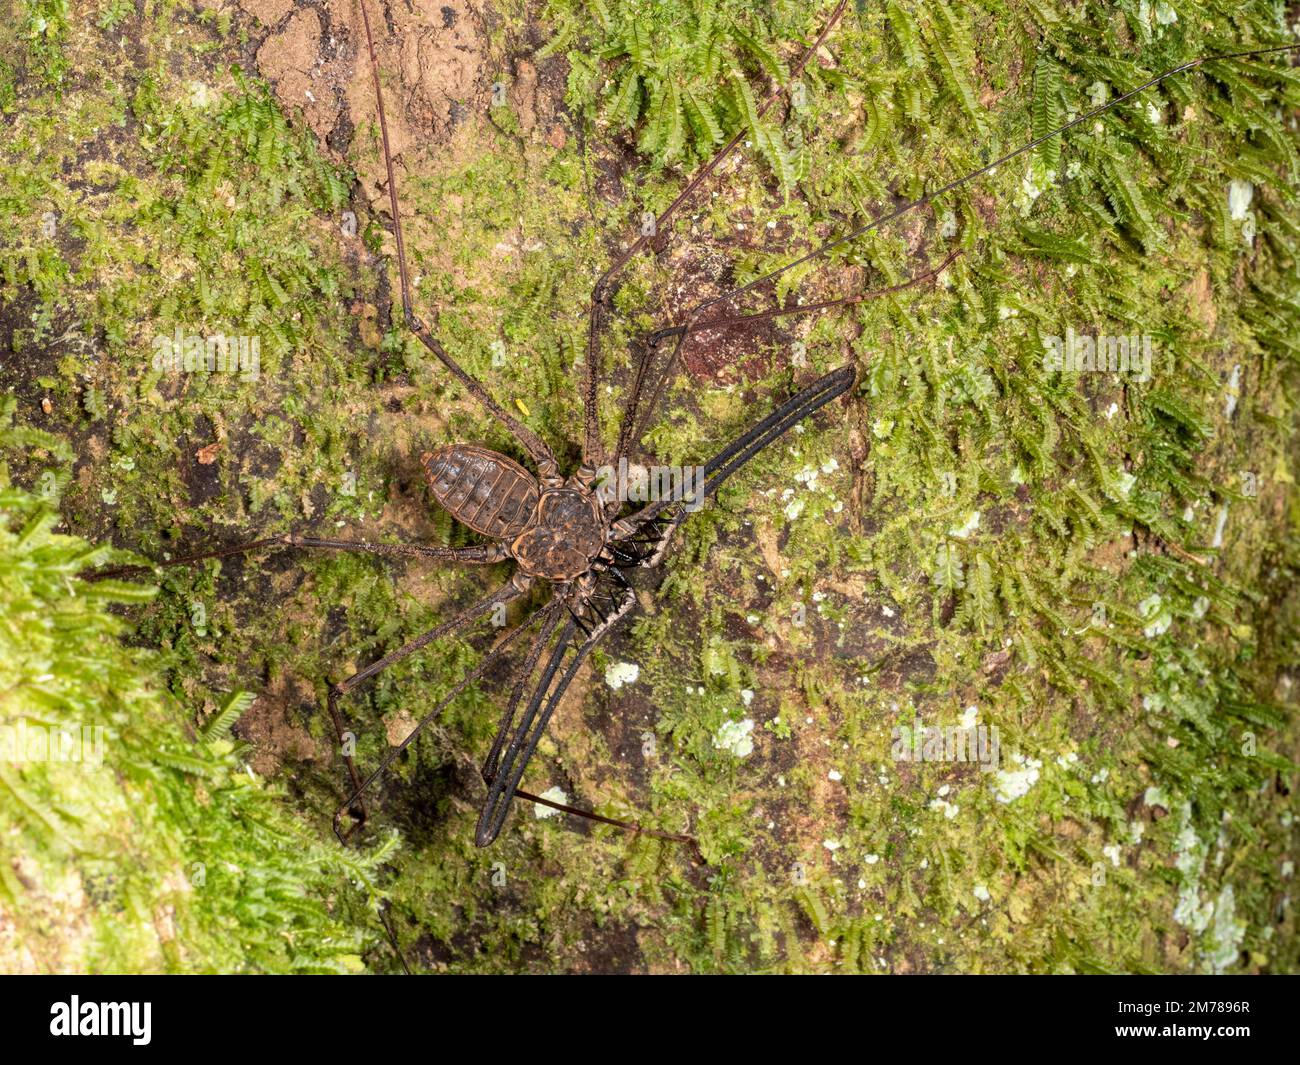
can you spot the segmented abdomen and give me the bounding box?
[423,445,538,540]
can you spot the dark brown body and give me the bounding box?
[424,446,606,582]
[424,445,537,539]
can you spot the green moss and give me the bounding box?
[0,399,394,972]
[1,0,1297,973]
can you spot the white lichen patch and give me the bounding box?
[1228,181,1256,245]
[1204,885,1245,973]
[1138,594,1172,638]
[1173,885,1212,935]
[794,466,820,489]
[1111,469,1136,500]
[947,511,981,539]
[533,786,568,819]
[992,755,1042,804]
[713,718,755,758]
[1223,363,1242,419]
[1228,180,1253,221]
[604,661,640,690]
[1143,786,1170,811]
[1167,802,1244,970]
[929,797,960,819]
[1017,162,1057,213]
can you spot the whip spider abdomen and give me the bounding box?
[423,445,539,540]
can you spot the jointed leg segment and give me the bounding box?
[587,0,852,473]
[87,533,507,581]
[330,574,532,839]
[356,0,560,481]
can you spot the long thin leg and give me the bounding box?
[514,786,701,855]
[616,41,1300,463]
[332,591,689,853]
[471,574,693,849]
[647,249,962,348]
[475,611,696,850]
[342,597,557,978]
[476,617,577,845]
[678,42,1300,325]
[84,534,508,581]
[612,365,855,561]
[356,0,560,481]
[333,593,554,841]
[330,573,532,838]
[481,602,567,784]
[377,902,411,975]
[621,250,961,465]
[690,365,856,499]
[581,0,851,474]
